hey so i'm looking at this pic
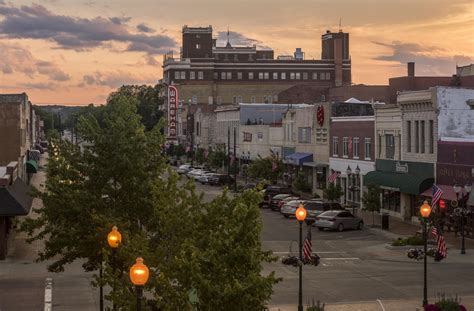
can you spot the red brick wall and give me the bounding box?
[330,120,375,160]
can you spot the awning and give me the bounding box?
[284,153,313,166]
[303,161,327,168]
[26,160,38,174]
[0,178,33,216]
[420,184,457,201]
[364,171,433,195]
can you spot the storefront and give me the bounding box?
[364,159,434,220]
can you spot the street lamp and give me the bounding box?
[453,183,472,255]
[107,226,122,311]
[295,204,307,311]
[346,166,360,215]
[420,200,432,307]
[130,257,149,311]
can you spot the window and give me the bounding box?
[258,72,264,79]
[190,71,195,79]
[196,43,201,49]
[273,72,278,79]
[264,72,269,79]
[407,121,411,152]
[237,96,243,103]
[386,134,395,159]
[342,137,349,157]
[174,71,180,79]
[415,121,419,153]
[353,137,359,158]
[429,120,434,154]
[251,96,256,103]
[237,72,243,80]
[382,189,400,212]
[326,72,331,80]
[243,132,252,142]
[290,72,295,79]
[273,95,278,102]
[295,72,301,79]
[180,71,186,79]
[268,95,273,103]
[234,54,238,61]
[213,72,218,79]
[221,72,226,79]
[196,122,200,136]
[420,120,425,153]
[312,72,318,80]
[192,95,197,104]
[332,137,339,156]
[248,54,253,61]
[281,72,286,79]
[257,132,263,140]
[263,95,268,103]
[208,96,213,105]
[365,138,372,160]
[217,96,222,105]
[303,72,308,80]
[226,72,231,79]
[298,127,311,143]
[233,96,237,104]
[249,72,254,79]
[198,71,204,79]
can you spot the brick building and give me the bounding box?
[163,26,351,106]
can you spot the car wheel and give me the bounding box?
[337,223,344,232]
[318,227,324,231]
[357,221,364,230]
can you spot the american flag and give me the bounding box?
[303,227,312,260]
[431,226,447,258]
[432,184,443,207]
[327,170,340,183]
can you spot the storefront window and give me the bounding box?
[382,189,400,212]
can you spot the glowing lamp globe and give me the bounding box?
[420,201,432,218]
[129,257,149,286]
[107,226,122,248]
[295,204,307,222]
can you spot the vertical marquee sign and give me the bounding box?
[168,86,178,140]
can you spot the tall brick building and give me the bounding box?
[162,26,351,105]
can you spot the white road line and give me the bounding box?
[44,278,53,311]
[321,257,360,260]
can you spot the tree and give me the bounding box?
[323,183,344,202]
[362,183,381,227]
[293,174,311,193]
[207,147,227,171]
[247,152,283,183]
[195,147,205,164]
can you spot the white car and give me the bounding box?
[196,172,217,184]
[187,169,206,179]
[177,164,192,174]
[281,200,306,218]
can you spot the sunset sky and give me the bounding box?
[0,0,473,106]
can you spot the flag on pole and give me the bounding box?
[431,226,447,259]
[303,227,312,260]
[432,184,443,207]
[327,170,340,183]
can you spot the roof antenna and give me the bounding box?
[226,27,231,48]
[339,18,342,32]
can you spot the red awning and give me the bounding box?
[421,184,458,201]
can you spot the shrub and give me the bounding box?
[391,235,424,246]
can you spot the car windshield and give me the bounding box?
[319,211,339,217]
[287,200,304,206]
[305,202,324,210]
[273,194,290,200]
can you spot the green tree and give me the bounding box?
[208,147,227,171]
[323,183,344,202]
[362,183,381,227]
[195,147,205,164]
[293,174,311,193]
[248,152,283,183]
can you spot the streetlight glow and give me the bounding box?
[420,201,431,218]
[129,257,149,286]
[295,204,307,222]
[107,226,122,248]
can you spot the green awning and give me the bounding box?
[26,160,38,174]
[364,171,433,195]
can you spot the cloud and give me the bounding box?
[80,71,156,88]
[0,2,176,54]
[0,42,70,81]
[216,30,270,49]
[136,23,155,33]
[19,82,58,90]
[373,41,473,76]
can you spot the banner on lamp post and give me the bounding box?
[168,85,178,141]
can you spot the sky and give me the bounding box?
[0,0,472,106]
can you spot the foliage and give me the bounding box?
[34,105,63,133]
[307,300,325,311]
[247,151,283,183]
[22,94,278,309]
[194,147,205,164]
[323,183,344,202]
[45,129,60,140]
[293,174,312,193]
[392,235,424,246]
[424,293,467,311]
[362,183,381,226]
[207,147,227,170]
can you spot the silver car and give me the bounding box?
[314,210,364,231]
[281,200,306,218]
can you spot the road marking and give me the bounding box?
[44,278,53,311]
[272,251,347,254]
[321,257,360,260]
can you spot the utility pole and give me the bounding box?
[233,127,237,192]
[227,126,230,185]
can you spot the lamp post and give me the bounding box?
[107,226,122,311]
[129,257,149,311]
[420,201,432,307]
[453,183,472,254]
[295,204,307,311]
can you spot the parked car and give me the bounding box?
[270,194,299,212]
[177,164,192,174]
[187,169,206,179]
[196,172,218,184]
[260,185,292,208]
[281,200,307,218]
[208,174,234,186]
[314,210,364,231]
[305,201,344,225]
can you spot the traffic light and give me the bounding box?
[439,199,446,209]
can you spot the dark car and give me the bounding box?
[259,185,292,208]
[208,174,234,186]
[270,194,299,211]
[305,201,344,225]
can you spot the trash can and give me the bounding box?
[381,213,389,230]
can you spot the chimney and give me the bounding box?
[407,62,415,77]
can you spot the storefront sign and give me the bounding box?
[437,163,473,185]
[316,105,324,127]
[168,86,178,139]
[395,162,409,173]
